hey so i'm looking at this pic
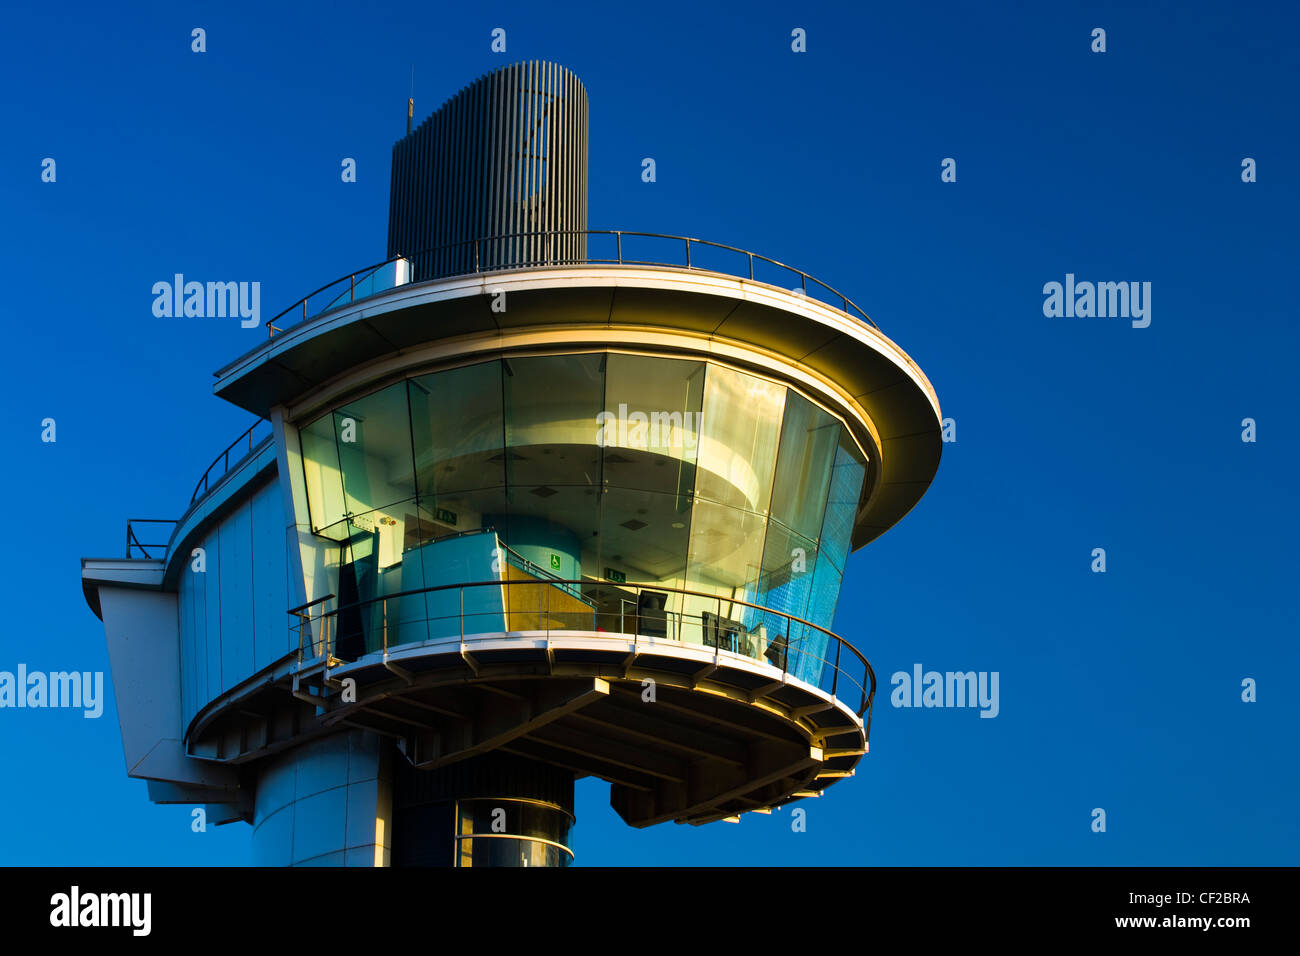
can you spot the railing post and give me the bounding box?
[748,252,754,280]
[616,231,623,264]
[302,299,307,320]
[685,237,691,269]
[474,238,480,273]
[350,273,355,304]
[783,617,790,677]
[460,586,464,640]
[831,638,841,697]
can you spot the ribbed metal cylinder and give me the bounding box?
[391,752,576,868]
[387,60,589,281]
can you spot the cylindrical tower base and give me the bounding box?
[391,751,575,867]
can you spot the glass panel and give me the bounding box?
[455,798,573,868]
[405,363,508,640]
[456,837,569,868]
[410,362,505,500]
[686,501,767,594]
[600,353,704,497]
[778,432,865,681]
[503,354,604,488]
[335,532,379,661]
[590,487,693,636]
[694,365,785,513]
[456,799,572,843]
[728,523,816,665]
[793,551,843,685]
[594,487,691,588]
[300,413,347,537]
[755,523,818,621]
[499,486,597,583]
[770,392,840,539]
[819,433,868,574]
[683,501,767,646]
[334,381,416,520]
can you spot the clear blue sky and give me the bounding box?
[1,0,1296,865]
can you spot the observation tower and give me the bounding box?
[81,61,942,866]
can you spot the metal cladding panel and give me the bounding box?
[176,478,291,725]
[388,60,589,279]
[98,588,181,772]
[185,533,209,715]
[249,731,390,867]
[178,561,196,730]
[191,558,205,726]
[251,479,290,672]
[97,587,236,791]
[192,538,210,718]
[219,501,255,695]
[203,528,222,704]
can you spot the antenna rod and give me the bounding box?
[407,66,414,134]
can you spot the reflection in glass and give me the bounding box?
[334,381,416,520]
[694,365,785,513]
[455,798,573,868]
[683,500,767,643]
[600,353,704,498]
[819,434,867,576]
[301,414,347,538]
[409,362,504,499]
[503,354,604,489]
[770,391,840,540]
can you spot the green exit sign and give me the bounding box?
[550,553,562,571]
[435,508,457,525]
[604,568,626,584]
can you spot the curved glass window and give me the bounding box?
[296,353,869,676]
[455,798,574,868]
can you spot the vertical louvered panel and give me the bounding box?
[387,61,588,280]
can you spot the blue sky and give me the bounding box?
[1,0,1296,865]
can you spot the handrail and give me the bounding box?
[263,229,881,339]
[122,420,272,562]
[289,576,876,719]
[125,518,179,559]
[190,418,273,504]
[287,593,337,617]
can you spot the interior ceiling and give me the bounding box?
[349,442,786,583]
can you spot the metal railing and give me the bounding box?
[289,577,876,720]
[121,420,271,561]
[125,519,179,559]
[190,418,273,504]
[264,230,880,338]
